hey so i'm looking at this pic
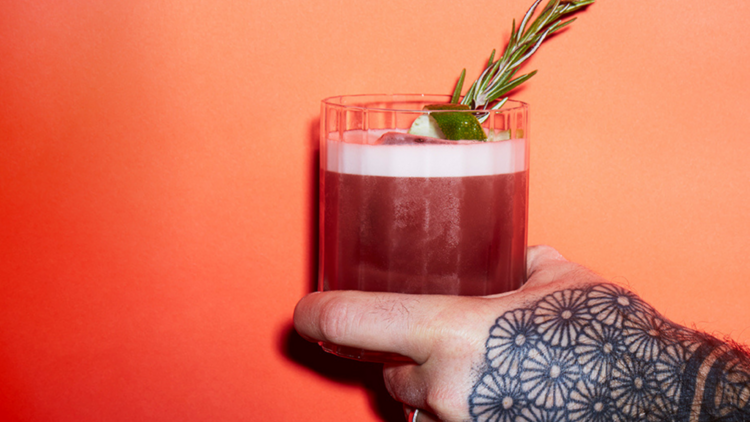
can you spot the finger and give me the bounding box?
[385,363,428,409]
[417,410,441,422]
[385,362,470,421]
[403,404,412,421]
[522,244,578,288]
[294,290,455,363]
[524,244,603,289]
[403,405,441,422]
[526,244,567,277]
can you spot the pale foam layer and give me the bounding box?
[326,130,527,177]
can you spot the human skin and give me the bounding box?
[294,246,750,421]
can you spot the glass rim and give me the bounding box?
[321,94,528,113]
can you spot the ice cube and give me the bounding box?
[487,130,511,142]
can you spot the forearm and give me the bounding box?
[469,283,750,421]
[690,338,750,421]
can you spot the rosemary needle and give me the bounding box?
[452,0,595,111]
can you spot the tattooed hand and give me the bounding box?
[293,246,750,421]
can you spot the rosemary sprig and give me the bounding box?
[452,0,594,111]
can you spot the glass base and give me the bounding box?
[319,342,414,363]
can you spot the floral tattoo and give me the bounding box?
[469,283,750,421]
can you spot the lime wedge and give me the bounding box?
[407,114,445,139]
[424,104,487,141]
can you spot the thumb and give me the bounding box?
[294,290,457,363]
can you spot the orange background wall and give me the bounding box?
[1,1,749,421]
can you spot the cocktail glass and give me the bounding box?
[319,94,529,362]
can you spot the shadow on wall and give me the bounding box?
[280,325,404,422]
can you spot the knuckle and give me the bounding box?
[317,296,351,344]
[562,262,603,287]
[381,367,404,400]
[382,367,398,390]
[425,385,465,421]
[424,386,451,416]
[383,366,428,407]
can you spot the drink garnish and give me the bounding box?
[407,114,445,140]
[408,104,487,141]
[408,0,595,141]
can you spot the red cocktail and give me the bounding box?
[319,95,528,361]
